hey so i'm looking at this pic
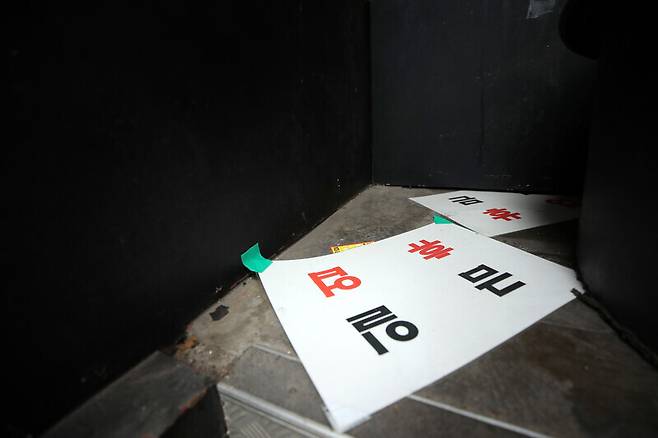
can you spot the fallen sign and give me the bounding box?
[410,190,580,236]
[241,220,582,431]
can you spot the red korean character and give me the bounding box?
[308,266,361,298]
[483,208,521,221]
[408,239,454,260]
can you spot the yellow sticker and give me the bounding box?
[330,241,374,254]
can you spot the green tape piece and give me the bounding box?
[241,243,272,273]
[433,215,453,224]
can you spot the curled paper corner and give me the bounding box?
[433,215,453,224]
[241,243,273,273]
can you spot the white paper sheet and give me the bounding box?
[410,190,580,236]
[255,221,581,431]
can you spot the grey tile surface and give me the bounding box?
[175,276,293,380]
[349,397,520,438]
[178,185,658,437]
[540,299,614,334]
[223,398,310,438]
[415,322,658,437]
[222,347,328,426]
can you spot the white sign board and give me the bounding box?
[410,190,580,236]
[253,222,581,431]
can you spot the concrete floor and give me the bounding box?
[176,185,658,437]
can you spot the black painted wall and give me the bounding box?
[372,0,596,192]
[7,1,370,435]
[572,2,658,352]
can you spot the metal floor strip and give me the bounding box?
[217,382,350,438]
[407,394,549,438]
[223,398,308,438]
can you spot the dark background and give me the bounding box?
[371,0,596,192]
[10,1,648,436]
[7,1,370,435]
[572,2,658,353]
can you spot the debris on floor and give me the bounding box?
[175,335,199,356]
[330,241,374,253]
[209,304,230,321]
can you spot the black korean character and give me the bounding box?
[449,195,483,205]
[459,264,526,297]
[459,264,498,283]
[347,305,419,355]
